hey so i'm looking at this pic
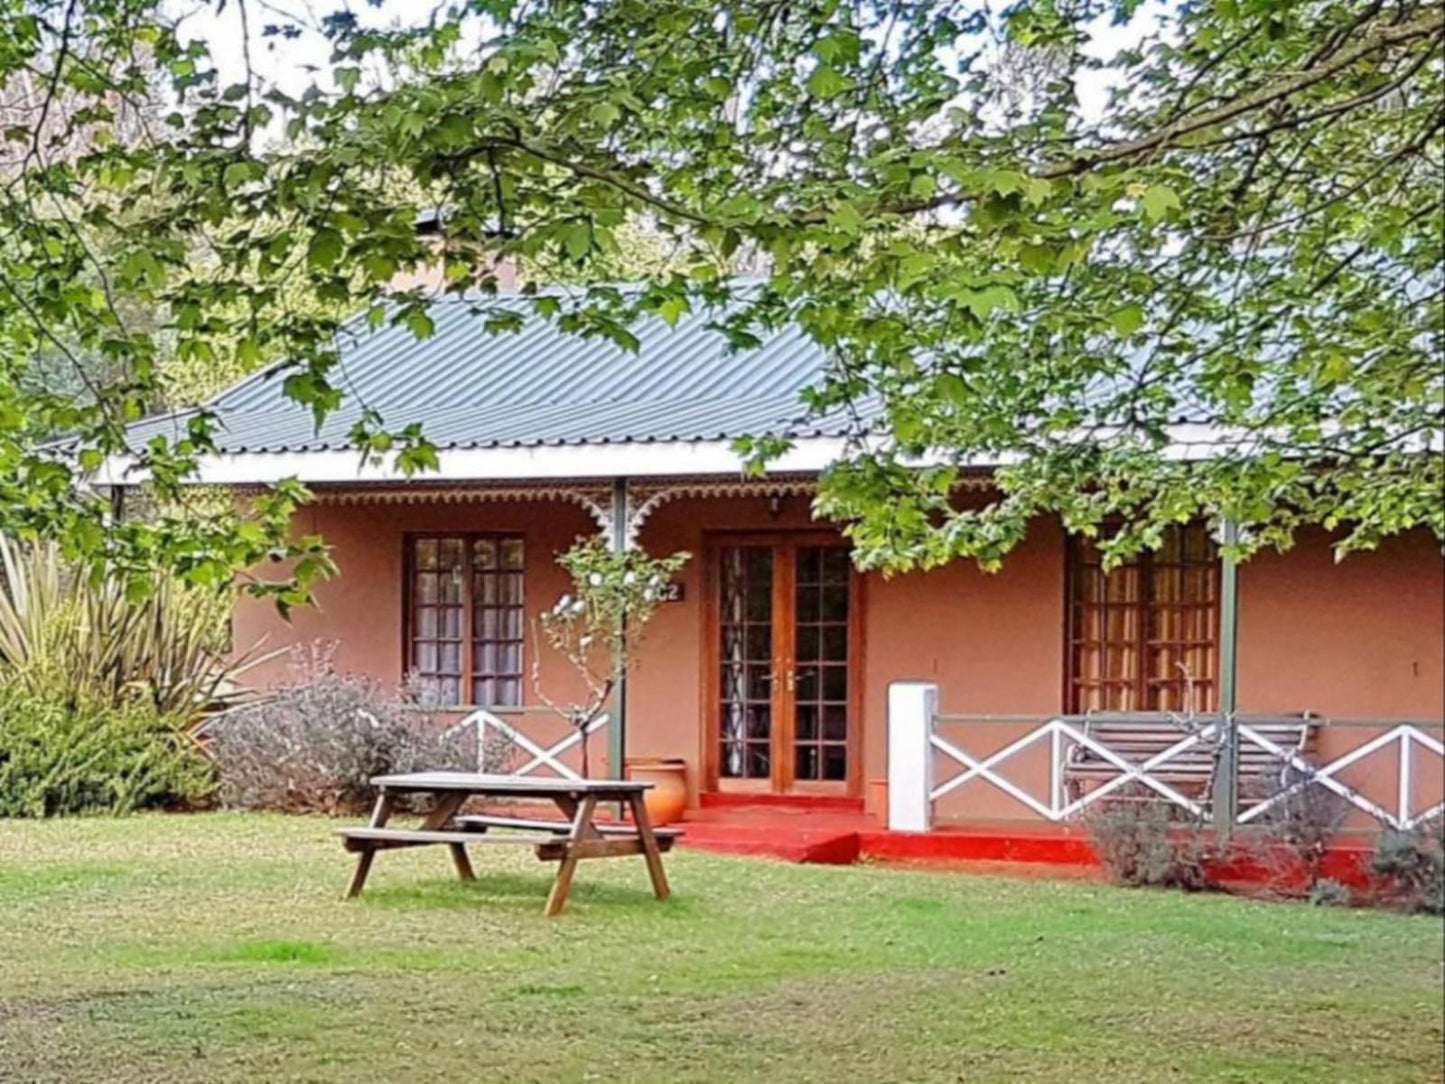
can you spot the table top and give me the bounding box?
[369,771,652,796]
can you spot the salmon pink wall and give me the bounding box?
[1237,527,1444,719]
[233,493,1443,807]
[233,497,598,705]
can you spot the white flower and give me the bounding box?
[623,571,637,585]
[588,572,604,586]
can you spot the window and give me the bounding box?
[1067,523,1219,714]
[407,535,525,707]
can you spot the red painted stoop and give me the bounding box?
[677,798,872,864]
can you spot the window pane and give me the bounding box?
[795,744,819,780]
[797,704,818,741]
[796,625,820,661]
[820,548,850,584]
[411,535,525,706]
[440,569,464,604]
[1067,524,1219,714]
[500,573,523,606]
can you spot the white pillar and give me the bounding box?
[888,682,937,833]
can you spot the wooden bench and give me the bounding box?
[456,813,680,845]
[1063,715,1319,806]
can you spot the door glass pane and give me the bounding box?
[718,546,772,779]
[793,546,850,784]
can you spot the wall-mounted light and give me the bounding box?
[768,495,783,519]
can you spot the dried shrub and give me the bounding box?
[1240,764,1350,897]
[205,645,481,814]
[1370,827,1444,915]
[1085,794,1216,890]
[1308,878,1352,908]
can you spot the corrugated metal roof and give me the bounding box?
[129,293,854,454]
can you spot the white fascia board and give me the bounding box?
[96,436,860,487]
[95,422,1293,489]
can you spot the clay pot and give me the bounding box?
[626,757,689,826]
[869,778,889,828]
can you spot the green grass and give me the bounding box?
[0,814,1440,1083]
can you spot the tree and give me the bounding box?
[0,0,1439,599]
[532,537,689,776]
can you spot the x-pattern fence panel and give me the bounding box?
[445,709,609,780]
[930,717,1217,823]
[928,714,1444,831]
[1235,723,1444,831]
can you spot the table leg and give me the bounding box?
[422,791,475,882]
[627,793,672,902]
[449,843,476,882]
[345,790,394,899]
[544,794,598,917]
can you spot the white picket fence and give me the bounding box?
[886,682,1445,834]
[443,708,608,780]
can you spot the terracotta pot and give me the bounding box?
[626,757,689,826]
[869,778,889,828]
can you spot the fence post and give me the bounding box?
[888,682,936,833]
[1214,516,1241,841]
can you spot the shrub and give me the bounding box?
[1308,878,1352,908]
[0,679,215,817]
[1085,798,1216,890]
[0,536,258,730]
[1240,765,1350,897]
[1370,828,1444,915]
[205,646,481,814]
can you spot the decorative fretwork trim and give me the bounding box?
[265,471,995,546]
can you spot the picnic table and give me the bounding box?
[337,772,675,916]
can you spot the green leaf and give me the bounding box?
[1110,304,1146,336]
[402,308,435,339]
[936,372,970,406]
[306,228,343,271]
[590,100,621,128]
[656,296,689,326]
[807,65,852,100]
[1141,185,1182,222]
[957,285,1021,321]
[562,222,592,261]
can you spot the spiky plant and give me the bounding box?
[0,536,268,730]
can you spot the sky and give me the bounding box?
[166,0,1162,127]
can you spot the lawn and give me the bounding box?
[0,814,1441,1083]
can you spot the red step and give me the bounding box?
[677,808,865,864]
[697,791,864,813]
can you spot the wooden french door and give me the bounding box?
[707,536,860,795]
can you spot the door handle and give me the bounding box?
[767,666,796,693]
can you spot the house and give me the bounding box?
[113,288,1444,849]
